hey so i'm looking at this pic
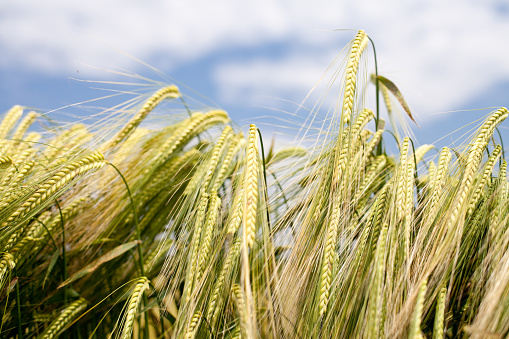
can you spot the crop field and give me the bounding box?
[0,30,508,338]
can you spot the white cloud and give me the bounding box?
[1,0,508,123]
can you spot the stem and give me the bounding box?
[107,162,150,338]
[368,36,382,156]
[15,270,22,339]
[408,139,421,203]
[54,199,68,306]
[257,128,272,230]
[34,218,58,251]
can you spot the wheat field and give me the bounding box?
[0,30,508,338]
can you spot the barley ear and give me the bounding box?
[243,124,259,249]
[342,30,369,124]
[106,85,180,150]
[184,311,202,339]
[120,277,149,339]
[232,283,249,339]
[433,287,447,339]
[409,279,428,339]
[0,105,23,139]
[38,298,88,339]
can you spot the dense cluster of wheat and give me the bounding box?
[0,30,508,338]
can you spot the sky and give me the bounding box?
[1,0,508,150]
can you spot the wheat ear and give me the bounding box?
[403,160,415,252]
[8,110,37,151]
[202,125,233,189]
[207,237,242,329]
[106,85,180,150]
[342,30,369,124]
[185,125,233,195]
[243,124,259,249]
[151,109,229,171]
[318,208,341,317]
[448,108,507,229]
[268,146,307,165]
[367,224,388,339]
[184,193,209,303]
[363,129,384,162]
[38,298,88,339]
[197,193,222,281]
[232,283,249,339]
[0,155,12,172]
[414,144,435,164]
[212,134,245,192]
[0,252,15,288]
[468,145,502,214]
[409,279,428,339]
[433,287,447,339]
[491,160,508,236]
[120,277,149,339]
[396,137,410,221]
[227,189,244,235]
[426,147,451,218]
[2,152,104,227]
[0,105,23,139]
[184,311,202,339]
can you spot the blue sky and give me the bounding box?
[1,0,508,152]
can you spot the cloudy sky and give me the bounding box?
[1,0,508,147]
